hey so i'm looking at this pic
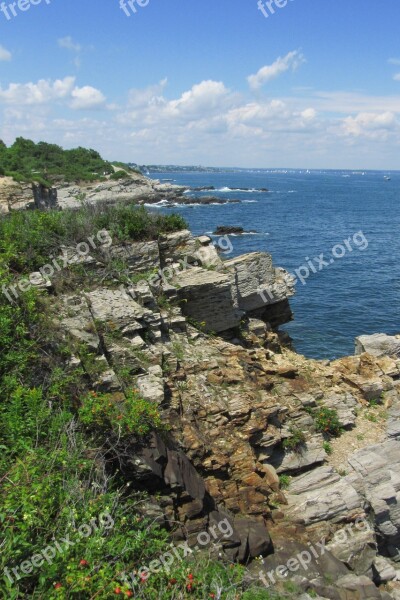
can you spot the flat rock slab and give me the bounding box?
[174,267,240,332]
[355,334,400,358]
[286,466,363,525]
[348,439,400,556]
[86,288,152,333]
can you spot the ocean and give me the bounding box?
[150,170,400,360]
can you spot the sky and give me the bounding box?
[1,0,400,169]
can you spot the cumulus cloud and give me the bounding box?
[393,73,400,82]
[0,45,12,61]
[70,86,106,110]
[1,72,400,168]
[340,111,398,139]
[0,76,106,110]
[167,80,231,116]
[0,77,75,105]
[247,50,305,90]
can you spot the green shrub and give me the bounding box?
[282,427,306,451]
[0,137,114,183]
[110,169,130,180]
[278,474,291,489]
[323,441,333,454]
[314,408,342,436]
[0,203,187,275]
[79,389,163,436]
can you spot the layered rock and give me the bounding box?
[45,226,400,598]
[356,333,400,358]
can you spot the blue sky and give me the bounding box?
[1,0,400,168]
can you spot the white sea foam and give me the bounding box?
[215,187,265,193]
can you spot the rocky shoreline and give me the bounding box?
[0,171,269,213]
[38,220,400,599]
[2,170,400,598]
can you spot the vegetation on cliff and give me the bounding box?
[0,137,116,185]
[0,203,276,599]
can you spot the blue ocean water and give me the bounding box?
[151,170,400,360]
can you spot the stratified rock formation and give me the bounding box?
[0,177,58,212]
[32,224,400,598]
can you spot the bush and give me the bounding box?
[79,388,164,436]
[278,474,291,489]
[314,407,342,436]
[0,202,187,274]
[282,427,306,451]
[0,137,115,184]
[110,169,130,180]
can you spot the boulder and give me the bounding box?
[268,434,327,474]
[174,267,241,332]
[348,439,400,557]
[225,252,295,314]
[355,334,400,358]
[372,556,397,584]
[286,467,363,525]
[86,288,152,334]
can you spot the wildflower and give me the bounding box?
[186,583,193,592]
[187,574,194,581]
[125,592,133,598]
[79,559,89,567]
[54,582,62,589]
[169,578,177,584]
[114,588,122,595]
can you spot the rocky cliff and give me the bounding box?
[0,176,58,212]
[39,224,400,599]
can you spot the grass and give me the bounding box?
[278,474,291,489]
[0,203,187,300]
[282,427,306,452]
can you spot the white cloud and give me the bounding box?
[0,76,106,111]
[393,73,400,82]
[285,91,400,115]
[167,80,231,116]
[128,79,168,108]
[0,45,11,61]
[339,111,398,139]
[2,73,400,169]
[247,50,305,90]
[388,58,400,66]
[58,36,82,53]
[70,86,106,110]
[0,77,75,105]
